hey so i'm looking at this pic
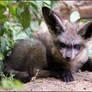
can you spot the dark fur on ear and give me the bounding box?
[78,21,92,39]
[42,6,66,35]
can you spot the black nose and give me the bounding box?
[66,56,71,60]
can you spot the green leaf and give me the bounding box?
[25,27,32,38]
[14,79,23,86]
[42,1,51,7]
[13,31,28,40]
[8,6,16,21]
[31,21,40,31]
[30,1,38,11]
[30,4,41,24]
[0,53,4,60]
[0,24,5,36]
[1,78,23,89]
[0,4,6,14]
[16,7,21,16]
[1,79,16,89]
[0,15,8,24]
[1,79,11,88]
[17,3,31,29]
[79,19,89,23]
[33,11,41,25]
[35,1,43,10]
[0,1,8,6]
[70,11,80,23]
[0,5,7,23]
[1,37,7,53]
[30,4,38,16]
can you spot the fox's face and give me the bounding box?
[42,6,92,61]
[55,28,83,61]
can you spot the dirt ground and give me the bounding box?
[12,71,92,91]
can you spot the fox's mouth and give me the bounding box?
[65,59,71,62]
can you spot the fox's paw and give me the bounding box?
[61,69,74,82]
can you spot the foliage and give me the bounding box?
[0,0,58,89]
[0,73,23,91]
[79,19,89,23]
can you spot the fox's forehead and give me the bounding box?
[57,22,83,45]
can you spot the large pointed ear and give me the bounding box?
[78,21,92,39]
[42,6,66,36]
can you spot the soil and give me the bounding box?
[14,71,92,91]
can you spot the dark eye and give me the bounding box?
[74,44,81,50]
[59,42,66,48]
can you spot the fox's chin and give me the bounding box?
[65,58,75,62]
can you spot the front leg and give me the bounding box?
[52,48,74,82]
[49,62,74,82]
[57,67,74,82]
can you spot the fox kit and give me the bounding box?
[4,6,92,83]
[4,6,74,83]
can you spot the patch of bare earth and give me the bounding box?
[13,71,92,91]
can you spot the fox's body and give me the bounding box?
[4,31,73,83]
[4,2,92,82]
